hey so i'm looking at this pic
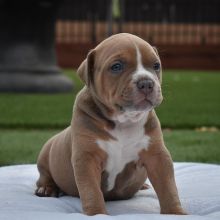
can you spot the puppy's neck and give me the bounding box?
[89,88,150,126]
[77,87,150,129]
[90,88,115,120]
[113,110,149,125]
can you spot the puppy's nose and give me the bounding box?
[137,79,154,94]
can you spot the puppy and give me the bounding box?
[35,33,186,215]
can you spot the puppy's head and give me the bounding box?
[77,33,163,119]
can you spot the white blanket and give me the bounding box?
[0,163,220,220]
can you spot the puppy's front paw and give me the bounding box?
[83,205,108,216]
[35,186,59,197]
[161,206,187,215]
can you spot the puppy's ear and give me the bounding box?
[152,46,159,56]
[77,49,95,87]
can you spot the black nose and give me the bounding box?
[137,79,154,94]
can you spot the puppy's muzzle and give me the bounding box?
[136,79,154,95]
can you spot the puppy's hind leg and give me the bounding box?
[35,141,59,197]
[35,166,59,197]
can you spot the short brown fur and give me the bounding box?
[35,33,186,215]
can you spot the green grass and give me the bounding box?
[164,129,220,164]
[0,70,83,129]
[157,70,220,128]
[0,70,219,129]
[0,129,219,166]
[0,69,220,165]
[0,129,59,166]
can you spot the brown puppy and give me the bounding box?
[35,33,186,215]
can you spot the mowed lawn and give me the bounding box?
[0,70,219,129]
[0,69,220,165]
[0,129,219,166]
[157,70,220,128]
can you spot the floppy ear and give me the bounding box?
[77,49,95,87]
[152,46,159,56]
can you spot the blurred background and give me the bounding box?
[0,0,220,165]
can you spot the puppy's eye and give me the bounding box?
[153,62,160,71]
[110,61,124,74]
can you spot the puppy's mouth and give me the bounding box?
[135,98,154,110]
[116,94,163,112]
[115,97,154,112]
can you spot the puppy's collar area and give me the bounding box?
[113,110,149,124]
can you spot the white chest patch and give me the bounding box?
[96,112,150,191]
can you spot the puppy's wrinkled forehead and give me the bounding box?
[94,33,158,68]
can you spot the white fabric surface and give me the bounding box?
[0,163,220,220]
